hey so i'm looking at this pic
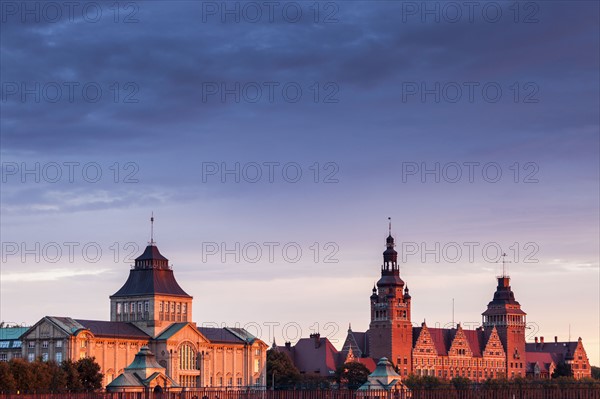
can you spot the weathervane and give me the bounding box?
[388,217,392,236]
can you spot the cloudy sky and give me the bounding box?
[1,1,598,365]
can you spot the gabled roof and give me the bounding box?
[75,320,150,339]
[289,336,339,375]
[424,328,452,356]
[413,325,489,358]
[155,323,189,340]
[343,329,369,358]
[46,317,87,335]
[526,352,556,373]
[462,329,484,357]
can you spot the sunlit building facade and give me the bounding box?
[20,239,267,389]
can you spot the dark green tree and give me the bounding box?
[403,375,448,390]
[297,374,331,389]
[61,359,83,392]
[0,361,16,393]
[47,361,67,393]
[552,361,573,379]
[266,349,300,389]
[591,366,600,379]
[75,357,103,391]
[451,376,471,389]
[335,362,370,389]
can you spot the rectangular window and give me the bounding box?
[28,341,35,349]
[138,302,142,312]
[160,302,163,312]
[237,377,242,386]
[177,303,181,313]
[171,302,175,312]
[42,353,49,362]
[56,340,62,348]
[255,349,260,356]
[254,359,260,373]
[130,303,135,313]
[117,303,122,314]
[145,301,149,312]
[124,302,128,313]
[0,354,7,362]
[28,353,35,362]
[55,352,62,363]
[13,352,21,359]
[0,342,9,349]
[219,377,223,386]
[42,341,48,349]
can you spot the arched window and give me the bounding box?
[179,343,196,370]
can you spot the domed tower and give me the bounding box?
[109,216,193,337]
[482,254,526,379]
[368,218,412,376]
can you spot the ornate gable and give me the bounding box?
[413,324,437,356]
[448,325,472,357]
[155,323,208,344]
[483,327,505,357]
[342,330,363,357]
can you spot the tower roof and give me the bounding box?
[111,244,191,298]
[135,245,168,261]
[482,276,526,316]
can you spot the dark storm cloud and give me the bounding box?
[2,1,597,156]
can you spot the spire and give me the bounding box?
[383,218,398,273]
[150,212,156,246]
[386,217,394,247]
[497,252,511,277]
[348,322,352,332]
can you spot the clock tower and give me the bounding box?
[368,219,412,375]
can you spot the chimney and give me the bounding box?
[540,336,544,348]
[310,333,321,348]
[535,337,538,344]
[285,341,291,349]
[555,336,558,345]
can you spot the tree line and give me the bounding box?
[0,357,103,394]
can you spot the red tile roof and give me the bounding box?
[462,329,484,357]
[414,326,486,357]
[357,357,377,372]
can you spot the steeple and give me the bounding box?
[382,217,399,275]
